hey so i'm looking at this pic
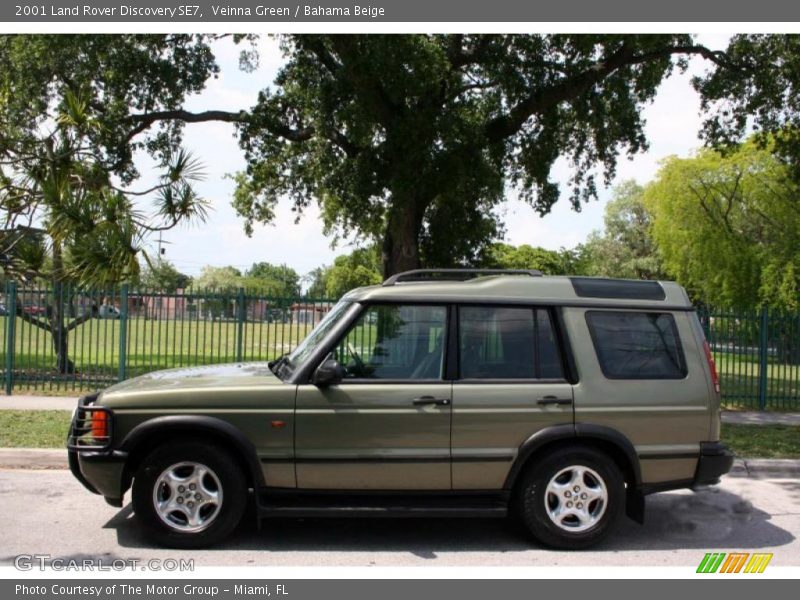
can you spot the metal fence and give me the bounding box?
[1,282,799,410]
[697,307,800,411]
[0,282,336,394]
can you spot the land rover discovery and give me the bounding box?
[67,269,733,549]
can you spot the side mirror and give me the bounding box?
[312,358,345,387]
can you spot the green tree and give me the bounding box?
[193,266,243,319]
[324,247,382,298]
[303,266,330,298]
[482,243,583,275]
[193,266,243,291]
[139,259,192,292]
[0,90,207,372]
[245,262,301,296]
[644,139,800,310]
[581,181,667,280]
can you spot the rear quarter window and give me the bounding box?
[585,311,687,379]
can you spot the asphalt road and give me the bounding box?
[0,470,797,568]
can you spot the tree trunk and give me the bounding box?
[381,202,424,277]
[49,245,75,374]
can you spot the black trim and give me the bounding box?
[554,307,579,384]
[574,424,642,485]
[119,415,265,487]
[640,478,695,495]
[570,277,666,301]
[503,424,576,489]
[453,378,569,385]
[263,454,513,464]
[693,441,735,486]
[638,452,700,460]
[256,491,509,519]
[585,310,689,380]
[67,449,100,495]
[293,456,450,463]
[444,303,459,381]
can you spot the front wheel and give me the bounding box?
[516,447,624,549]
[132,441,246,548]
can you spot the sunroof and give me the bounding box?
[569,277,666,301]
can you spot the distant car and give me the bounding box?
[97,305,121,319]
[22,305,46,316]
[0,303,7,316]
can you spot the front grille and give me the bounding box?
[67,394,113,451]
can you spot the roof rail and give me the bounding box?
[382,268,543,287]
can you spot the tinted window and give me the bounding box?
[334,305,446,380]
[586,311,686,379]
[459,307,564,380]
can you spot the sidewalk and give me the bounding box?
[0,395,79,410]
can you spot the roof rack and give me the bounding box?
[382,268,543,287]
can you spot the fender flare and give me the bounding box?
[503,423,641,490]
[119,415,265,487]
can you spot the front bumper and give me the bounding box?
[67,394,128,503]
[693,441,735,487]
[69,448,128,500]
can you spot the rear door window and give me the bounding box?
[458,306,564,380]
[586,311,687,379]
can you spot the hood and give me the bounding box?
[100,362,284,402]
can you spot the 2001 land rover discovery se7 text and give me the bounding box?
[68,270,734,549]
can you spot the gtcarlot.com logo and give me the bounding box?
[13,554,194,571]
[696,552,773,574]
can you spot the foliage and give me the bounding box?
[138,259,192,292]
[644,139,800,310]
[233,34,727,275]
[324,246,383,298]
[581,180,667,280]
[245,262,301,296]
[303,266,330,298]
[481,243,585,275]
[193,265,243,291]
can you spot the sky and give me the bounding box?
[135,34,733,279]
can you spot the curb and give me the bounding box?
[728,458,800,478]
[0,449,799,478]
[0,448,68,470]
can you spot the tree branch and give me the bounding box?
[484,43,742,143]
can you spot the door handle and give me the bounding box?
[537,395,573,406]
[413,396,451,406]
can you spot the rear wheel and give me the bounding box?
[132,441,246,548]
[516,447,624,549]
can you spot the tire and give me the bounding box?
[516,446,624,549]
[132,440,247,548]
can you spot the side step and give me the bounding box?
[256,493,509,519]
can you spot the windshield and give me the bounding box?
[279,299,353,377]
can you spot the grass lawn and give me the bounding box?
[0,410,72,448]
[0,410,797,460]
[722,423,800,458]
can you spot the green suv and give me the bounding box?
[68,269,733,549]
